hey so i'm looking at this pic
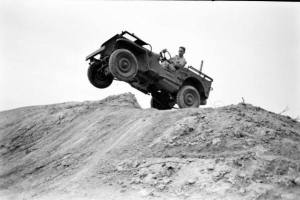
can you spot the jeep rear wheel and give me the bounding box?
[109,49,138,81]
[87,64,113,89]
[150,97,173,110]
[176,85,200,108]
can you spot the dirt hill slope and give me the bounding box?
[0,93,299,200]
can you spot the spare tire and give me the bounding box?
[109,49,138,81]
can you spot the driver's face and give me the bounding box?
[179,48,185,56]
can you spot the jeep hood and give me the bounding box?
[85,45,105,61]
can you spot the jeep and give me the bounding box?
[86,31,213,109]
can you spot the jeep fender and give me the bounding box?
[115,39,147,54]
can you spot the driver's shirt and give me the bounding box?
[170,55,187,69]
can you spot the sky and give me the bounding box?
[0,0,299,118]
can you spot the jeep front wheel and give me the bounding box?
[109,49,138,81]
[87,64,113,89]
[176,85,200,108]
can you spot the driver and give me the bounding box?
[160,46,187,71]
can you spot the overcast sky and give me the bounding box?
[0,0,299,118]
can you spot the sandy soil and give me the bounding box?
[0,93,300,200]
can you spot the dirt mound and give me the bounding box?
[0,93,299,200]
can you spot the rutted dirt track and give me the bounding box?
[0,93,300,200]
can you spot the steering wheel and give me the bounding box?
[160,49,172,63]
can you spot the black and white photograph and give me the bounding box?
[0,0,300,199]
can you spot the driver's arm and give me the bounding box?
[159,49,170,62]
[160,48,167,56]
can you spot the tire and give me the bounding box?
[150,97,174,110]
[176,85,200,108]
[87,64,113,89]
[109,49,138,81]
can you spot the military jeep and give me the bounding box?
[86,31,213,109]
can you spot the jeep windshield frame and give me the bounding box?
[187,66,213,82]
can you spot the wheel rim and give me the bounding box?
[115,54,137,78]
[118,58,131,73]
[184,92,196,106]
[95,70,108,82]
